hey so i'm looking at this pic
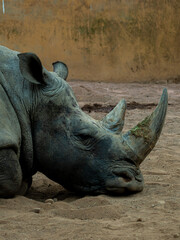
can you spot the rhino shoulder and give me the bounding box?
[0,84,21,156]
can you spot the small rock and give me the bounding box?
[46,203,52,205]
[33,208,41,213]
[45,199,54,204]
[173,233,179,238]
[137,218,142,222]
[53,198,58,202]
[158,200,165,205]
[151,204,155,207]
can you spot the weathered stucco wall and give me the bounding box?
[0,0,180,82]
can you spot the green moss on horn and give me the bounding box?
[130,116,152,141]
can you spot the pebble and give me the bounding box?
[33,208,41,213]
[45,199,54,204]
[137,218,142,222]
[173,233,179,238]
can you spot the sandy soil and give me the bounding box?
[0,82,179,240]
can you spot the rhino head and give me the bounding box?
[18,53,168,195]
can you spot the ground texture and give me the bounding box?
[0,82,179,240]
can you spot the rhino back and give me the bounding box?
[0,46,23,91]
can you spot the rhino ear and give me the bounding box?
[18,53,46,85]
[52,61,68,80]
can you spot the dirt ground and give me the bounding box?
[0,82,179,240]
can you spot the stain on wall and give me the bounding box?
[0,0,180,82]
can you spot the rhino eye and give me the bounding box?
[74,133,96,148]
[77,133,93,143]
[72,127,99,149]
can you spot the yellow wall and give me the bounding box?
[0,0,180,82]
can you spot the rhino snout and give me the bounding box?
[105,168,144,194]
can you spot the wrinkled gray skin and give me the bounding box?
[0,46,168,198]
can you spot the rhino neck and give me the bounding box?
[0,66,35,178]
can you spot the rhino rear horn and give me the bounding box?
[122,88,168,166]
[53,61,68,80]
[102,99,126,133]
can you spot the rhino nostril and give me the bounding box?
[119,173,132,182]
[112,169,133,182]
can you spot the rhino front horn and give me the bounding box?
[122,88,168,166]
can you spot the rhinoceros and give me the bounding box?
[0,46,168,198]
